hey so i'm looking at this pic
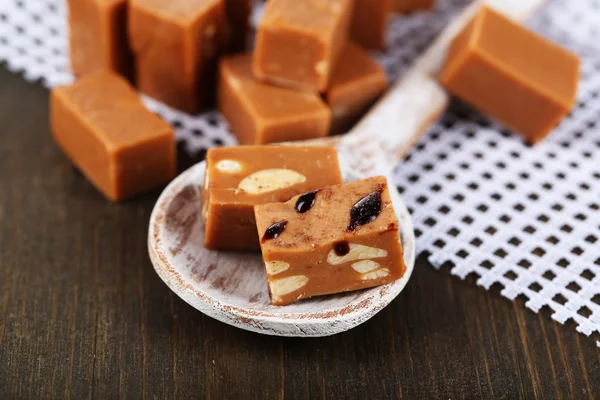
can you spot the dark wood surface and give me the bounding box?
[0,67,598,399]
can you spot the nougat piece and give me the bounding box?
[67,0,132,78]
[324,43,388,134]
[218,54,331,144]
[253,0,354,92]
[440,5,580,143]
[255,176,406,306]
[50,72,176,201]
[224,0,254,52]
[202,146,343,250]
[393,0,435,13]
[129,0,228,113]
[350,0,392,50]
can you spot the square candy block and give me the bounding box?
[68,0,132,78]
[253,0,354,92]
[129,0,228,113]
[218,54,331,144]
[351,0,392,50]
[440,5,580,143]
[324,42,388,134]
[254,176,406,306]
[50,72,176,201]
[202,146,343,250]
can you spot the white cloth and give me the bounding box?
[1,0,598,346]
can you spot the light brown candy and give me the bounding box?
[50,72,176,201]
[129,0,228,114]
[350,0,392,50]
[324,42,388,135]
[202,146,343,250]
[253,0,354,92]
[255,176,406,306]
[67,0,132,78]
[440,5,580,143]
[218,54,331,144]
[393,0,435,13]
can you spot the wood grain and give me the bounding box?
[0,68,598,399]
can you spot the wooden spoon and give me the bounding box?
[148,0,543,337]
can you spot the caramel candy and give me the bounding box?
[224,0,254,52]
[129,0,228,114]
[254,0,354,92]
[440,5,580,143]
[325,43,388,135]
[255,176,406,306]
[393,0,435,13]
[350,0,392,50]
[202,146,343,250]
[218,54,331,144]
[50,72,176,201]
[67,0,132,77]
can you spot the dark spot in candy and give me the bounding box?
[334,241,350,256]
[262,220,287,242]
[347,186,383,231]
[295,190,318,213]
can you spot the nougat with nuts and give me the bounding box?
[129,0,228,113]
[254,176,406,306]
[202,146,343,250]
[253,0,354,92]
[218,54,331,144]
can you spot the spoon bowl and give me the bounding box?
[148,135,415,336]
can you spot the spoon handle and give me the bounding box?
[345,0,546,165]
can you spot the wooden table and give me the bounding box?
[1,67,598,399]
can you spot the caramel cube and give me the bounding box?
[50,72,176,201]
[218,54,331,144]
[224,0,254,52]
[393,0,435,14]
[440,5,580,143]
[202,146,343,250]
[67,0,132,77]
[350,0,392,50]
[129,0,228,114]
[255,176,406,306]
[253,0,354,92]
[324,43,388,134]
